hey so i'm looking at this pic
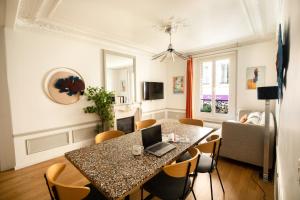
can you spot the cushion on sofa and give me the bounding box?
[259,112,265,125]
[245,112,261,125]
[239,114,248,123]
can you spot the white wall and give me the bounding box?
[0,0,4,27]
[165,59,186,110]
[165,41,277,119]
[0,0,16,171]
[276,0,300,199]
[5,28,101,135]
[136,55,167,113]
[5,28,166,135]
[4,27,166,168]
[237,41,277,111]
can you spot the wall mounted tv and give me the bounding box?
[143,82,164,100]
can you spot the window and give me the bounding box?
[195,53,236,121]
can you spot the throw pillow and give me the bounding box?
[259,112,265,125]
[239,114,248,123]
[247,112,261,119]
[245,112,261,125]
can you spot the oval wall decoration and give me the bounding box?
[44,68,85,105]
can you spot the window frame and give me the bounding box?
[194,52,237,122]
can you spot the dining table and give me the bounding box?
[65,120,214,200]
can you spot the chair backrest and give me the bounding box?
[135,119,156,131]
[163,147,200,178]
[44,163,90,200]
[196,135,222,160]
[95,130,125,144]
[179,118,204,127]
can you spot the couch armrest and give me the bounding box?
[220,121,265,166]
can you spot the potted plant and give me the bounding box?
[83,86,115,132]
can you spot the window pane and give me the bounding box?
[215,59,229,114]
[200,62,212,113]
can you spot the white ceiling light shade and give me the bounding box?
[152,18,189,62]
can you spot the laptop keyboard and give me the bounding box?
[148,142,169,152]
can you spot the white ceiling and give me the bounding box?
[16,0,279,53]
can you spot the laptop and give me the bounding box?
[141,125,176,157]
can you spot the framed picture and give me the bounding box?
[246,66,265,89]
[173,76,184,93]
[44,67,85,105]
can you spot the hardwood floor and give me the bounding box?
[0,157,274,200]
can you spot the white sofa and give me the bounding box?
[220,110,275,168]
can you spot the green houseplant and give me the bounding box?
[83,86,115,132]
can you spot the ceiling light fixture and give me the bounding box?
[152,18,188,62]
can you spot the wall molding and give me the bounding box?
[166,108,186,112]
[142,108,167,114]
[15,0,276,57]
[15,18,154,56]
[188,34,275,57]
[16,0,156,54]
[13,120,99,169]
[14,120,100,137]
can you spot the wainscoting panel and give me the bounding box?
[72,126,97,143]
[26,132,69,155]
[14,121,99,169]
[154,111,165,120]
[141,114,153,120]
[142,109,167,121]
[167,111,185,119]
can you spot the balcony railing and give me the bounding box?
[200,95,229,114]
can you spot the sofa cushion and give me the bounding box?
[259,112,274,126]
[245,112,261,125]
[259,112,265,125]
[239,114,248,123]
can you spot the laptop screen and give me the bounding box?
[141,125,162,148]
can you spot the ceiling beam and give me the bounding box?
[5,0,21,28]
[36,0,62,19]
[240,0,265,35]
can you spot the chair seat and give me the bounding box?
[84,183,107,200]
[144,171,191,200]
[177,153,216,173]
[197,154,216,173]
[177,151,192,162]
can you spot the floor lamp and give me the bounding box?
[257,86,279,181]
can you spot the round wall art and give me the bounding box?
[44,68,85,105]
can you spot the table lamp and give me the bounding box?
[257,86,278,181]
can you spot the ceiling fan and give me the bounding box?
[152,19,189,62]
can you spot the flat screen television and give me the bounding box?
[143,82,164,100]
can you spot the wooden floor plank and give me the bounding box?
[0,156,273,200]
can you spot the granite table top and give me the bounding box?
[65,120,213,200]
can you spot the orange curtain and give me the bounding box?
[186,57,193,118]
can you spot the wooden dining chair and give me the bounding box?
[44,163,107,200]
[141,147,200,200]
[178,135,224,200]
[179,118,204,127]
[95,130,125,144]
[135,119,156,131]
[196,135,224,200]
